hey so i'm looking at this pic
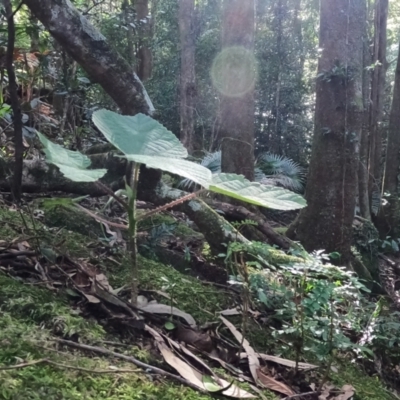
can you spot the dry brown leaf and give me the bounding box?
[95,273,112,291]
[157,340,204,389]
[220,316,260,384]
[218,377,257,399]
[83,293,100,303]
[175,325,213,352]
[164,335,216,377]
[140,303,196,327]
[337,385,355,400]
[256,368,295,396]
[240,352,319,370]
[145,326,256,399]
[318,384,335,400]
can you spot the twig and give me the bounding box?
[0,358,45,370]
[95,181,129,210]
[0,250,37,260]
[0,358,140,374]
[54,339,208,394]
[281,391,319,400]
[10,0,25,18]
[76,204,128,230]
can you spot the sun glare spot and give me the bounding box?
[211,46,257,97]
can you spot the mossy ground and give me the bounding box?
[0,204,397,399]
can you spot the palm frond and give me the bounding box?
[255,152,305,192]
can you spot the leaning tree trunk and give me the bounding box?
[287,0,365,263]
[376,40,400,237]
[179,0,196,153]
[25,0,151,115]
[219,0,255,180]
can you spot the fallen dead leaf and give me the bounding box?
[240,352,319,371]
[256,368,295,396]
[140,303,196,328]
[220,316,260,384]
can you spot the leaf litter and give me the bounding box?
[0,236,357,399]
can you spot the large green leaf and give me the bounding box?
[209,173,307,210]
[121,155,212,189]
[37,132,107,182]
[92,110,187,158]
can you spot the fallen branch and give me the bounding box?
[281,392,319,400]
[209,200,292,249]
[0,358,140,374]
[55,338,208,394]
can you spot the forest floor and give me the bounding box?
[0,195,398,400]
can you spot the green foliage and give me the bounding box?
[180,151,306,192]
[37,132,107,182]
[210,173,306,210]
[255,153,306,192]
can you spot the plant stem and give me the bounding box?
[128,163,140,306]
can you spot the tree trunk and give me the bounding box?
[368,0,388,213]
[219,0,255,181]
[376,40,400,237]
[136,0,152,81]
[287,0,365,263]
[25,0,152,115]
[358,1,372,220]
[4,0,23,203]
[179,0,196,153]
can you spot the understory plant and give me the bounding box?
[37,109,306,306]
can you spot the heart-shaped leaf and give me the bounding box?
[210,173,307,210]
[37,132,107,182]
[92,110,187,158]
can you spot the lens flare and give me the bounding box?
[211,46,257,97]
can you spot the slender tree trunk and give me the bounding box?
[219,0,255,180]
[368,0,388,212]
[4,0,23,203]
[359,1,372,220]
[287,0,365,263]
[25,0,152,115]
[179,0,196,153]
[122,0,135,65]
[136,0,152,81]
[376,40,400,237]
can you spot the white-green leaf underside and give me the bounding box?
[37,132,107,182]
[121,155,212,189]
[210,173,307,210]
[92,110,187,158]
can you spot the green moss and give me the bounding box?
[0,308,210,400]
[138,213,203,240]
[330,362,397,400]
[106,255,229,323]
[40,200,104,238]
[0,274,104,340]
[273,227,288,235]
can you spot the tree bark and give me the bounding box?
[24,0,152,115]
[136,0,152,81]
[376,40,400,237]
[287,0,365,263]
[179,0,196,153]
[358,1,372,220]
[219,0,255,181]
[368,0,388,212]
[4,0,23,203]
